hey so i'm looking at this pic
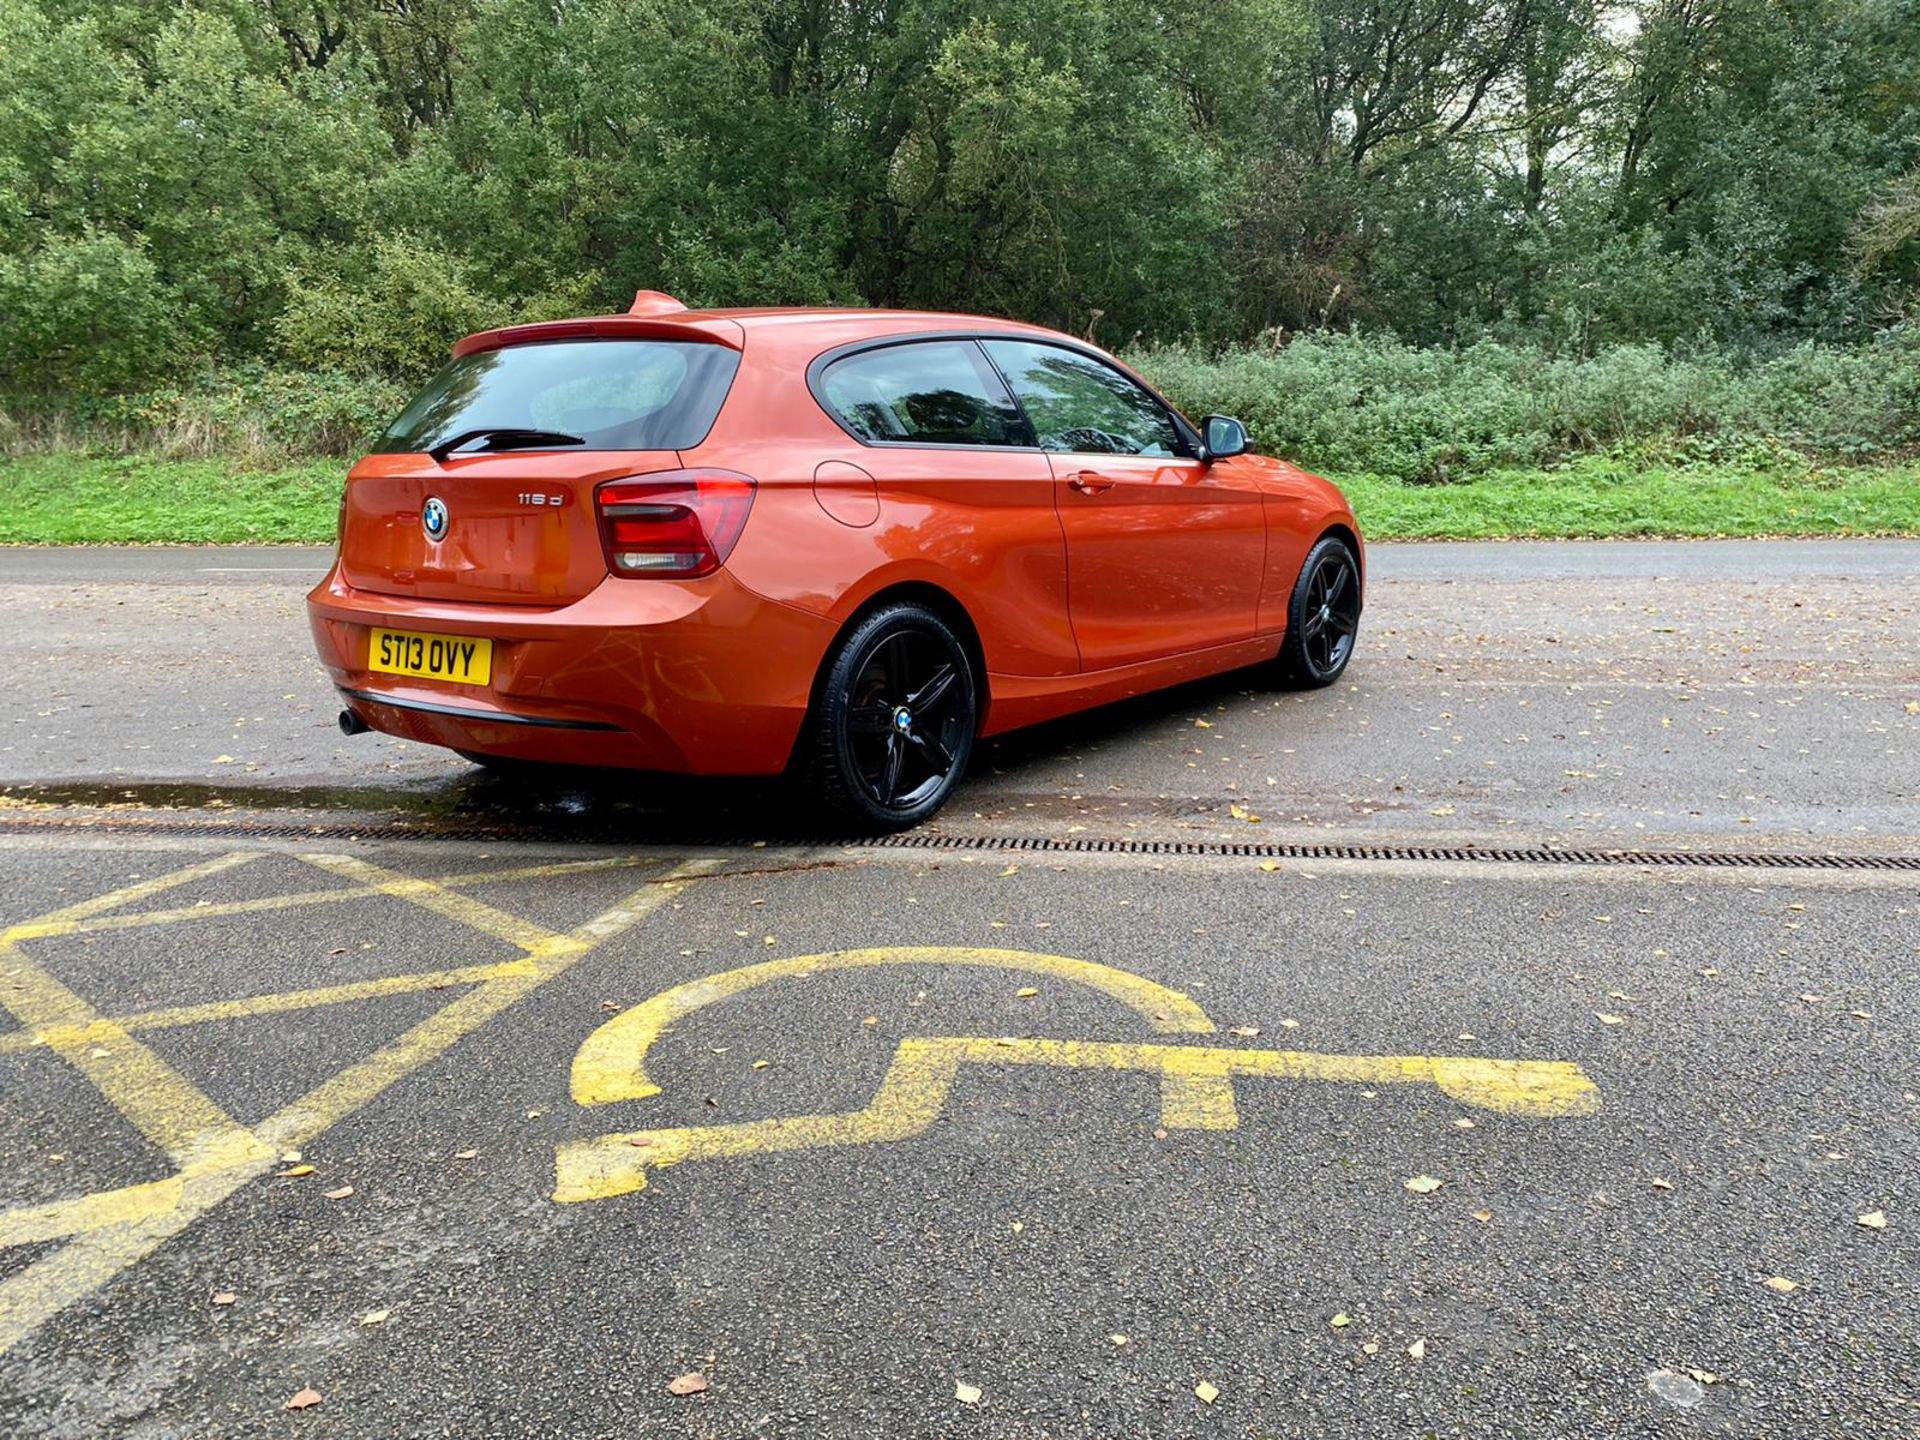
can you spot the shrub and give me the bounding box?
[1129,329,1920,480]
[0,365,406,461]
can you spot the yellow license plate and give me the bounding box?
[368,628,492,686]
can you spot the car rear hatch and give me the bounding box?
[339,328,742,606]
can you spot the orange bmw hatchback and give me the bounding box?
[311,293,1364,830]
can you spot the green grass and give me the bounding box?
[0,455,345,543]
[0,452,1915,545]
[1336,455,1920,540]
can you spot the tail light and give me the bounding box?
[595,470,756,578]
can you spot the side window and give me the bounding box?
[982,341,1183,458]
[818,341,1032,446]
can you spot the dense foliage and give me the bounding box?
[1,0,1916,466]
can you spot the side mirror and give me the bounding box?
[1200,415,1249,460]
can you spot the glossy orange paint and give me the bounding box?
[310,303,1362,776]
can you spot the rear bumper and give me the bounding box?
[307,563,836,775]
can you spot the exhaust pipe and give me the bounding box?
[338,708,370,737]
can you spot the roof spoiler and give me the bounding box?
[452,310,742,359]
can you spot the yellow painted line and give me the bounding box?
[0,856,274,1172]
[0,960,537,1055]
[0,858,718,1356]
[298,853,560,953]
[555,1035,1601,1203]
[252,861,719,1154]
[6,853,658,943]
[570,946,1218,1108]
[1,851,262,942]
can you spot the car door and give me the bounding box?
[807,337,1079,678]
[982,339,1266,671]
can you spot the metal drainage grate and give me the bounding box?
[0,808,1916,872]
[875,832,1920,871]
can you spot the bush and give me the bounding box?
[0,365,406,461]
[275,236,504,381]
[0,231,183,391]
[1129,329,1920,480]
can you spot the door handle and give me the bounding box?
[1067,472,1115,495]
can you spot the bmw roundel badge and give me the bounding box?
[422,496,449,542]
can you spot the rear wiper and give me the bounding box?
[428,427,586,462]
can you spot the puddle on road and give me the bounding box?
[0,771,796,844]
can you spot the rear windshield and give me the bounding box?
[374,339,740,453]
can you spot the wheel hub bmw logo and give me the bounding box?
[893,706,913,733]
[422,496,449,542]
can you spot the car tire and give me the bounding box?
[1276,536,1362,689]
[803,602,978,832]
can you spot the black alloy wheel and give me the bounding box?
[805,602,977,830]
[1277,536,1362,687]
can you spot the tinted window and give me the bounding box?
[818,341,1031,446]
[982,341,1183,457]
[375,340,740,453]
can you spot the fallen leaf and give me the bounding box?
[1687,1368,1719,1385]
[285,1389,322,1411]
[1229,803,1261,823]
[323,1185,354,1201]
[1016,987,1039,998]
[275,1165,315,1179]
[1279,1017,1300,1029]
[1330,1312,1351,1329]
[1651,1177,1674,1191]
[1764,1276,1799,1293]
[1194,1379,1220,1405]
[1698,967,1721,978]
[1453,1117,1476,1130]
[361,1308,389,1326]
[1429,805,1455,817]
[1404,1175,1444,1194]
[210,1291,236,1307]
[1406,1339,1426,1360]
[452,1150,478,1160]
[998,865,1019,877]
[668,1372,709,1397]
[1471,1209,1493,1224]
[1596,1013,1626,1026]
[862,1015,879,1026]
[1193,718,1213,728]
[1361,1340,1380,1355]
[1153,1128,1169,1141]
[1109,1333,1128,1346]
[1010,1220,1024,1233]
[1800,993,1825,1004]
[213,755,235,765]
[1258,860,1281,872]
[954,1381,981,1405]
[627,1136,653,1147]
[1228,1026,1260,1038]
[1857,1211,1888,1230]
[751,1059,770,1070]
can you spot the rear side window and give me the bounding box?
[817,340,1032,446]
[375,340,741,453]
[982,340,1184,457]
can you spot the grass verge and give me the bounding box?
[0,452,1915,545]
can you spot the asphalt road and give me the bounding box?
[3,540,1917,846]
[1,539,1917,1437]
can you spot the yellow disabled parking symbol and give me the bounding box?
[553,947,1601,1204]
